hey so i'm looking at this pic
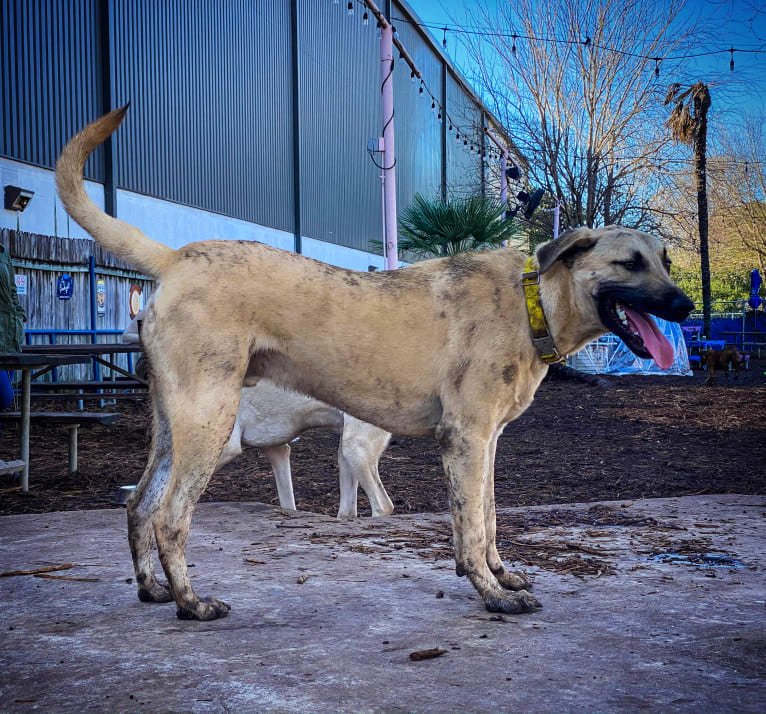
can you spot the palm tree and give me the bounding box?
[665,82,712,337]
[380,193,519,259]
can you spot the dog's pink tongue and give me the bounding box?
[623,306,675,369]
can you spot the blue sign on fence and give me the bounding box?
[57,273,73,300]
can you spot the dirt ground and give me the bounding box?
[1,359,764,517]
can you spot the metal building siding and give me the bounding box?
[297,0,381,252]
[445,72,482,198]
[484,117,504,200]
[392,4,442,214]
[0,0,104,181]
[110,0,294,234]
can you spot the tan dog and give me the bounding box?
[56,107,694,621]
[702,347,745,385]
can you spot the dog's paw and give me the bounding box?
[483,589,541,615]
[176,596,231,621]
[492,567,532,592]
[137,580,173,603]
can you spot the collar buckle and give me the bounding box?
[532,335,564,364]
[521,270,540,286]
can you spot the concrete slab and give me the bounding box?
[0,495,764,713]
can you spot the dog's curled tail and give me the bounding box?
[55,105,172,278]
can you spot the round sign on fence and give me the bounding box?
[129,284,143,319]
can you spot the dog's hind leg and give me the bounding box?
[127,400,174,603]
[437,415,540,615]
[261,443,296,510]
[484,426,531,592]
[150,370,244,621]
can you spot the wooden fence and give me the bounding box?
[2,228,154,380]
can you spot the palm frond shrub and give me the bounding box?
[373,194,519,259]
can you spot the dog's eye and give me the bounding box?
[622,260,638,271]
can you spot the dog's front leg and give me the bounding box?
[437,419,540,615]
[484,426,531,592]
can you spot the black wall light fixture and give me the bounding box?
[506,188,545,221]
[4,185,35,212]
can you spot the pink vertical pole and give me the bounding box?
[553,199,560,239]
[380,22,398,270]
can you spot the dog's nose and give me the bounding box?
[668,291,695,321]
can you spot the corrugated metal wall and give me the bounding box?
[297,0,381,252]
[2,1,498,254]
[446,72,483,199]
[484,117,504,201]
[393,3,442,214]
[0,0,104,181]
[111,0,295,234]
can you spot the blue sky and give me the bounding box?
[409,0,766,118]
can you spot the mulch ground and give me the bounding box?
[1,360,764,517]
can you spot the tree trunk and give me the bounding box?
[604,174,613,226]
[693,88,712,338]
[586,148,596,227]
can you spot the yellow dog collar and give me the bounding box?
[522,256,564,364]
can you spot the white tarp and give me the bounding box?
[568,318,692,376]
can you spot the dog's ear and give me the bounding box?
[535,228,599,274]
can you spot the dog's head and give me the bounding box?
[536,226,694,368]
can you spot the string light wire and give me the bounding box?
[390,16,766,64]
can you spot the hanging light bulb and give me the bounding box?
[431,100,436,113]
[399,51,406,65]
[654,58,660,78]
[511,34,517,55]
[448,122,453,132]
[392,25,399,40]
[456,132,460,140]
[730,47,735,71]
[362,11,369,26]
[437,110,442,121]
[442,27,447,49]
[347,1,353,16]
[410,70,416,83]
